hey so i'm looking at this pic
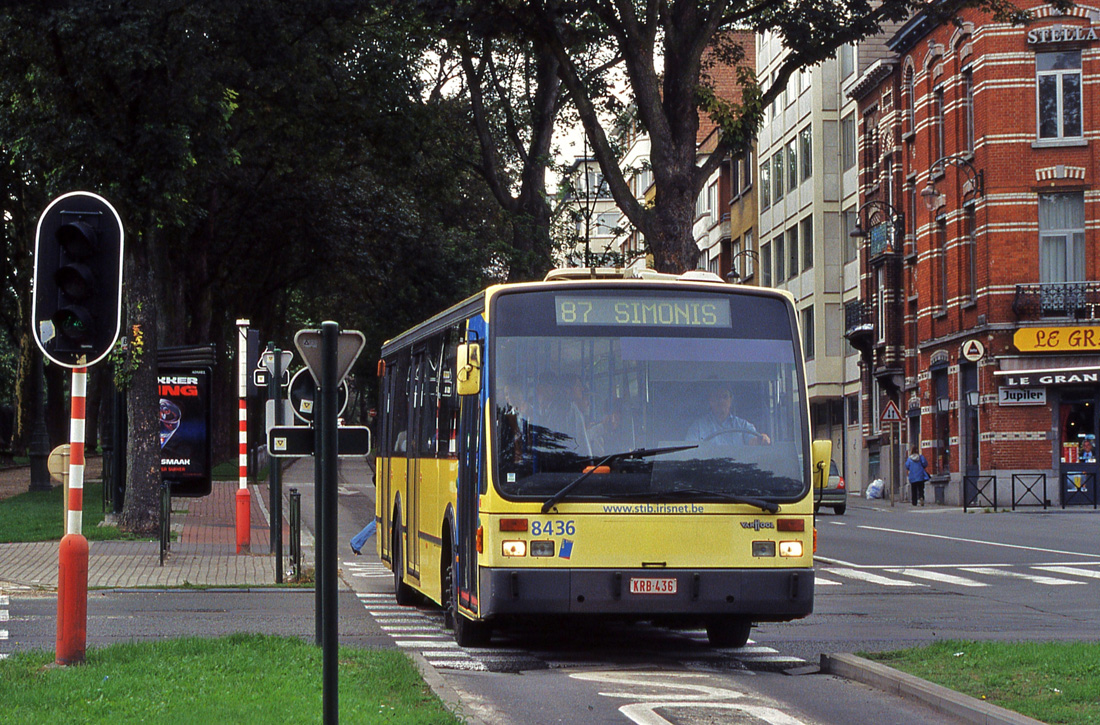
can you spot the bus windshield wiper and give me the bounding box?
[656,488,780,514]
[541,444,698,513]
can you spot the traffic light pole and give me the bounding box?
[236,319,251,554]
[56,367,89,665]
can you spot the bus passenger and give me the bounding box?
[685,383,770,445]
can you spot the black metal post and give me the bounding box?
[320,322,339,724]
[289,487,301,580]
[29,350,51,491]
[314,394,323,645]
[268,344,284,584]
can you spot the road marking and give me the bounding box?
[885,568,988,587]
[959,567,1084,586]
[857,525,1100,560]
[829,568,925,587]
[814,576,841,586]
[1033,565,1100,580]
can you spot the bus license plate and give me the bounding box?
[629,577,677,595]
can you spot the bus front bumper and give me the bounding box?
[479,567,813,621]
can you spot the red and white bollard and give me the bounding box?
[56,367,88,665]
[236,319,251,554]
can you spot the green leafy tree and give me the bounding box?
[460,0,1043,273]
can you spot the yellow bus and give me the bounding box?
[375,268,831,647]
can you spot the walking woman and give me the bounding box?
[905,447,930,506]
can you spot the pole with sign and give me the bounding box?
[880,400,903,507]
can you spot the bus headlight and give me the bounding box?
[502,540,527,557]
[529,540,555,557]
[752,541,776,557]
[779,541,803,558]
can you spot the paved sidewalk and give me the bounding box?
[0,466,311,591]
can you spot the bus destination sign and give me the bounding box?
[555,295,732,328]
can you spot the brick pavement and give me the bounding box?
[0,464,312,590]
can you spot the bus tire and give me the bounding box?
[445,554,491,648]
[706,617,752,648]
[392,527,417,606]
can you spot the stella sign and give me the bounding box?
[1027,25,1099,44]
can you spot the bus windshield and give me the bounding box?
[491,287,808,503]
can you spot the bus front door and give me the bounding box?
[405,350,426,581]
[455,382,482,614]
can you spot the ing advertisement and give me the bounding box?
[159,366,213,497]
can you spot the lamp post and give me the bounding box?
[848,199,905,252]
[920,154,984,211]
[726,248,759,284]
[849,199,905,505]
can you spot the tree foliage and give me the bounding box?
[0,0,508,531]
[461,0,1044,273]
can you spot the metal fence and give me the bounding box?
[963,475,997,512]
[1011,474,1048,510]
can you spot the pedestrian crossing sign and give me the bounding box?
[880,400,902,424]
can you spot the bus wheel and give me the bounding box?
[445,556,491,648]
[706,617,752,648]
[392,528,417,606]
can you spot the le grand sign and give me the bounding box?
[1014,327,1100,353]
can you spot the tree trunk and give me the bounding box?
[118,237,160,535]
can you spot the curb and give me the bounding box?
[408,650,489,725]
[820,653,1044,725]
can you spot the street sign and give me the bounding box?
[253,367,290,388]
[880,399,902,425]
[265,399,296,434]
[961,339,985,362]
[295,327,365,386]
[288,367,347,423]
[268,425,371,457]
[262,349,295,374]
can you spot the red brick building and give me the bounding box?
[848,3,1099,506]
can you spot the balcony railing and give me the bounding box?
[1014,283,1100,320]
[844,299,873,337]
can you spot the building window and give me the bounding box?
[963,67,975,155]
[760,161,771,209]
[839,43,854,79]
[800,126,812,182]
[963,206,977,301]
[730,158,741,198]
[841,114,856,171]
[936,215,948,309]
[801,306,815,360]
[933,86,946,167]
[772,152,784,202]
[787,140,798,193]
[595,212,619,235]
[740,229,754,279]
[787,227,798,280]
[876,267,886,344]
[707,180,718,222]
[846,393,860,427]
[743,147,753,190]
[903,67,915,135]
[1039,192,1086,283]
[761,241,772,287]
[775,233,786,282]
[801,216,814,272]
[1037,50,1082,140]
[843,208,858,263]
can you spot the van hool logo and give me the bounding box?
[740,520,775,531]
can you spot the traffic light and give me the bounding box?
[32,191,125,368]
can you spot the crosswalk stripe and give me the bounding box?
[1033,565,1100,581]
[396,639,459,648]
[830,568,925,587]
[815,576,841,586]
[885,568,988,587]
[0,595,9,606]
[959,567,1084,586]
[0,629,8,640]
[428,659,487,670]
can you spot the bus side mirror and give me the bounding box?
[812,439,832,490]
[457,342,482,396]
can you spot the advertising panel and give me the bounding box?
[159,366,213,497]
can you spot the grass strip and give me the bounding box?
[0,481,144,543]
[866,639,1100,724]
[0,633,460,724]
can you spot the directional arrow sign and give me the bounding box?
[268,425,371,457]
[295,327,365,386]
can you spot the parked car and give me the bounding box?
[815,459,847,515]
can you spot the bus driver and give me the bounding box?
[685,383,771,446]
